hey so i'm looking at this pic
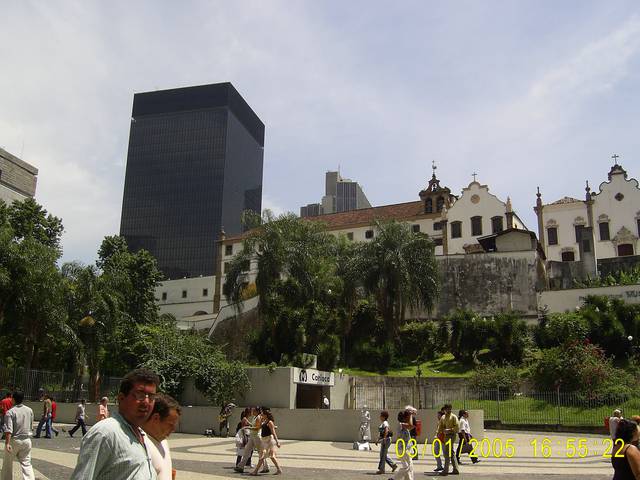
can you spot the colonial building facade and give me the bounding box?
[535,160,639,263]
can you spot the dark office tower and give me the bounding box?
[120,82,264,279]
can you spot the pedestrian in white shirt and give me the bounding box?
[609,409,623,439]
[143,393,181,480]
[2,391,35,480]
[456,410,479,465]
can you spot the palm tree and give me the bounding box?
[360,220,439,337]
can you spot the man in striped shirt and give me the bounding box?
[70,369,160,480]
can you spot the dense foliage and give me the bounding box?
[224,213,440,373]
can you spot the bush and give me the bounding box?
[350,341,395,373]
[532,340,635,397]
[487,313,530,365]
[397,320,439,362]
[447,310,490,364]
[533,312,589,349]
[469,363,521,395]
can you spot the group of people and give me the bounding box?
[375,404,479,479]
[1,368,181,480]
[233,406,283,475]
[608,409,640,479]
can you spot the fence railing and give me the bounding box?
[0,366,122,402]
[354,380,633,427]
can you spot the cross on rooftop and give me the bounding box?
[432,160,437,176]
[472,172,478,182]
[611,153,619,165]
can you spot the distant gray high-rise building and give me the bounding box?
[120,82,264,279]
[300,171,371,217]
[0,147,38,204]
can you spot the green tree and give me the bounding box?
[360,221,439,337]
[0,199,66,369]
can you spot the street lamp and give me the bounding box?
[415,365,423,409]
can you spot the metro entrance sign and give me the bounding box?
[293,367,335,386]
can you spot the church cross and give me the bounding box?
[611,153,619,165]
[432,160,437,176]
[472,172,478,182]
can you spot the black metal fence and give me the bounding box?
[354,380,634,428]
[0,365,122,402]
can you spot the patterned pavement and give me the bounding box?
[0,429,616,479]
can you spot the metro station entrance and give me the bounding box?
[292,367,334,409]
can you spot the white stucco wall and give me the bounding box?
[592,170,640,258]
[446,182,518,254]
[156,276,216,318]
[539,284,640,313]
[541,201,588,262]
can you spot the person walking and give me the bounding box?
[34,394,52,439]
[610,409,624,440]
[235,408,252,468]
[70,368,160,480]
[391,410,414,480]
[375,410,397,474]
[405,405,418,461]
[455,410,479,465]
[431,410,445,473]
[97,397,110,422]
[69,399,87,437]
[49,396,59,437]
[218,403,235,437]
[437,404,460,476]
[250,408,282,476]
[235,407,270,473]
[143,393,181,480]
[0,393,13,432]
[1,390,35,480]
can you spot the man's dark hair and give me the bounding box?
[443,403,452,410]
[50,395,55,402]
[380,410,389,420]
[151,393,181,419]
[13,391,24,404]
[120,368,160,396]
[616,419,639,444]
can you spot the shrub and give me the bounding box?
[533,312,589,349]
[487,313,530,365]
[397,320,439,362]
[469,363,521,395]
[447,310,490,364]
[350,341,395,373]
[532,340,635,397]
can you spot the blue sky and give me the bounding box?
[2,1,640,264]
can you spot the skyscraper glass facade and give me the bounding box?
[120,83,264,279]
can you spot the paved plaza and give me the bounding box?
[0,428,618,480]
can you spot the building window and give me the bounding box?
[182,290,187,299]
[547,227,558,245]
[582,239,591,253]
[365,229,374,239]
[561,251,575,262]
[412,224,420,233]
[224,262,230,273]
[203,288,208,297]
[347,232,354,241]
[434,238,443,246]
[436,196,444,212]
[599,222,610,241]
[425,198,433,214]
[451,221,462,239]
[471,216,482,236]
[161,292,167,301]
[433,222,442,231]
[491,216,503,234]
[637,218,640,237]
[225,245,233,256]
[618,244,634,256]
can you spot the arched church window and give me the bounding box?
[471,216,482,236]
[436,196,445,212]
[491,216,504,234]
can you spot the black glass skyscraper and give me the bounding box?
[120,82,264,279]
